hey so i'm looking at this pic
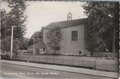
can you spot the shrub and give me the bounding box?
[1,54,10,59]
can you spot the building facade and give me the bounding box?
[43,18,89,55]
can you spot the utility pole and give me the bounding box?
[10,26,15,59]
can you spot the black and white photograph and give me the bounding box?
[0,0,119,79]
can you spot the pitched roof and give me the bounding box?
[45,18,87,29]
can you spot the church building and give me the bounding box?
[43,12,89,55]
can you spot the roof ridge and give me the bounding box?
[45,18,87,28]
[53,18,87,23]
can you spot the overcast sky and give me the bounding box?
[2,1,87,38]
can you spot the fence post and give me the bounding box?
[33,55,34,62]
[27,56,29,62]
[62,56,63,64]
[54,56,55,64]
[72,58,74,66]
[46,55,47,63]
[82,60,84,66]
[94,60,96,70]
[39,57,40,63]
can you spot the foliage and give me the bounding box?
[1,0,27,54]
[28,31,43,46]
[46,26,62,54]
[83,2,119,54]
[19,37,29,50]
[1,36,20,53]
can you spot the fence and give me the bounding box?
[14,54,118,72]
[93,52,118,58]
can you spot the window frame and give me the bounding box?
[71,31,78,41]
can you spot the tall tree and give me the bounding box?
[83,2,119,55]
[7,0,27,38]
[46,26,62,54]
[1,0,27,54]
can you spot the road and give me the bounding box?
[0,62,116,79]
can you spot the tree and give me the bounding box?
[19,37,29,50]
[46,26,62,54]
[7,0,26,38]
[83,2,119,56]
[1,36,20,54]
[1,0,27,54]
[1,9,9,39]
[28,31,43,46]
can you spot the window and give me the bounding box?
[71,31,78,41]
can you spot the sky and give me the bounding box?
[1,1,87,38]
